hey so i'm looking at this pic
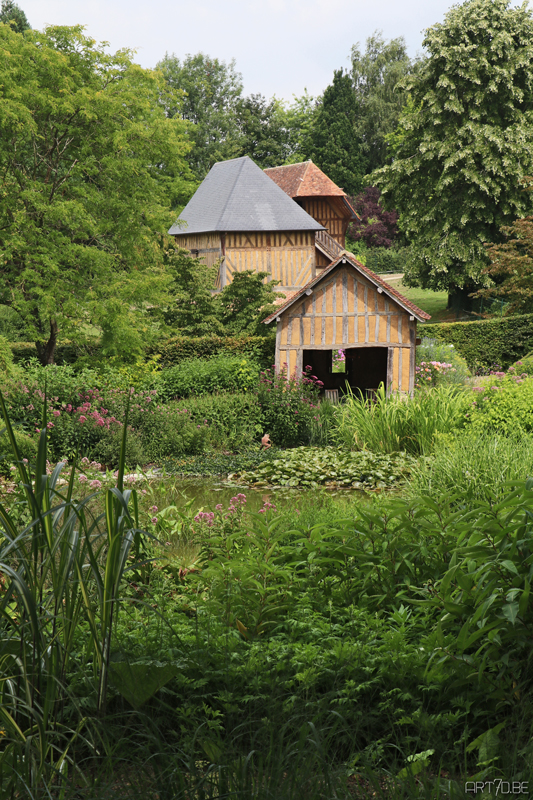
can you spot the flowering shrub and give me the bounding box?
[1,381,208,465]
[415,361,456,389]
[416,338,470,385]
[255,366,322,448]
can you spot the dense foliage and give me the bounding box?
[3,402,533,794]
[348,186,399,248]
[351,32,417,173]
[306,69,366,197]
[429,313,533,372]
[475,192,533,313]
[373,0,533,293]
[0,25,193,366]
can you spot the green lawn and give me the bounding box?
[385,275,451,323]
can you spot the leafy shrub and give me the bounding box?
[469,374,533,434]
[150,334,275,369]
[0,428,38,476]
[150,355,261,400]
[0,305,27,341]
[175,392,262,452]
[416,337,470,385]
[0,334,20,378]
[255,366,322,447]
[334,384,470,455]
[428,313,533,372]
[345,240,411,274]
[509,353,533,376]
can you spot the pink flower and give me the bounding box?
[150,506,158,513]
[52,409,61,417]
[79,475,88,483]
[151,517,158,524]
[47,422,54,429]
[89,480,102,489]
[79,415,87,423]
[215,504,223,511]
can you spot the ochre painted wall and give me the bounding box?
[275,265,417,392]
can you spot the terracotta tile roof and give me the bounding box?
[265,161,346,199]
[262,252,431,324]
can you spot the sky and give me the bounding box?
[20,0,527,101]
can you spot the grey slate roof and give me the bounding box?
[169,156,324,235]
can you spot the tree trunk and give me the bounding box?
[36,320,58,366]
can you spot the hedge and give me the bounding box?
[427,313,533,372]
[9,335,276,371]
[9,341,100,365]
[150,334,276,369]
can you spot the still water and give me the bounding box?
[151,476,368,515]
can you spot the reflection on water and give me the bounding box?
[163,477,368,514]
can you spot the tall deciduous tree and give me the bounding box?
[306,69,366,196]
[475,180,533,313]
[351,31,416,173]
[0,25,192,365]
[372,0,533,296]
[156,52,243,180]
[234,94,290,169]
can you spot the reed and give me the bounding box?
[0,390,141,795]
[333,384,470,455]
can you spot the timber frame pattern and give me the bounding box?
[169,156,430,395]
[264,254,430,395]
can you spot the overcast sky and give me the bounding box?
[20,0,528,101]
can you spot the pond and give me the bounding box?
[144,475,372,516]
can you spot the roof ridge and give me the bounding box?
[263,252,431,324]
[265,160,312,171]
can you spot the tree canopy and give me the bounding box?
[372,0,533,294]
[348,187,399,248]
[306,69,366,196]
[233,94,290,169]
[0,0,29,32]
[351,31,415,173]
[156,52,243,180]
[474,180,533,313]
[0,24,192,365]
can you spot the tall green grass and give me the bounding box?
[408,430,533,502]
[333,384,470,455]
[0,391,142,795]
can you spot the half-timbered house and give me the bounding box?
[169,155,430,394]
[264,161,358,267]
[263,252,431,396]
[169,156,324,294]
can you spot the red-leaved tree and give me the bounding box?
[348,186,399,248]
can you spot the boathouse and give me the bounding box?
[263,253,431,396]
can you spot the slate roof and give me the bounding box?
[264,161,358,219]
[263,252,431,324]
[169,156,324,236]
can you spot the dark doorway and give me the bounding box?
[303,347,389,397]
[303,350,344,392]
[345,347,388,398]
